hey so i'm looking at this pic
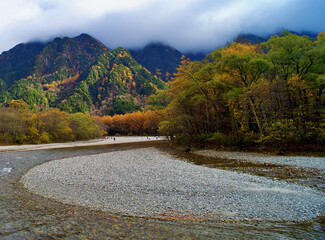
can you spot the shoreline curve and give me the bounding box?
[21,148,325,221]
[0,136,165,153]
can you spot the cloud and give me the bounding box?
[0,0,324,54]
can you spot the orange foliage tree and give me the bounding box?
[101,110,162,136]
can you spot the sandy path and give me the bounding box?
[0,136,165,153]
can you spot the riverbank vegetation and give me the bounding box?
[100,110,163,136]
[0,101,102,144]
[156,31,325,152]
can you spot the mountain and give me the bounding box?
[233,30,319,44]
[33,33,108,84]
[0,34,107,88]
[233,33,268,44]
[129,43,183,82]
[59,47,166,114]
[130,43,206,82]
[0,34,166,115]
[0,42,45,87]
[3,30,316,115]
[184,52,207,62]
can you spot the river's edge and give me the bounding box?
[193,150,325,170]
[21,147,325,222]
[0,136,165,153]
[2,141,325,239]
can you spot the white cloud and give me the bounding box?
[0,0,324,54]
[0,1,40,28]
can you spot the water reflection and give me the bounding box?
[165,147,325,192]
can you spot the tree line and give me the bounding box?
[0,100,102,144]
[98,110,163,136]
[157,31,325,151]
[0,99,163,145]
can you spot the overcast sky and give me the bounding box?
[1,0,324,54]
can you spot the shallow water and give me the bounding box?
[168,148,325,192]
[0,141,324,239]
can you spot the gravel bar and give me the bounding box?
[194,150,325,170]
[21,148,325,221]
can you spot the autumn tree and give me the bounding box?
[0,107,26,143]
[69,112,101,140]
[9,99,30,112]
[158,32,325,150]
[40,109,73,142]
[101,110,163,136]
[218,42,271,136]
[146,89,171,110]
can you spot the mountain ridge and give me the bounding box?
[129,42,183,82]
[0,30,320,115]
[0,34,166,115]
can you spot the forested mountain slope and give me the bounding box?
[0,42,45,87]
[0,34,166,115]
[130,43,183,82]
[130,43,207,82]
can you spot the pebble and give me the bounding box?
[21,148,325,221]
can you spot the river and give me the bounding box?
[0,141,324,239]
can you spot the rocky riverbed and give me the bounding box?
[21,148,325,222]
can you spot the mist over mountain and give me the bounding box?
[233,30,319,44]
[2,0,324,56]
